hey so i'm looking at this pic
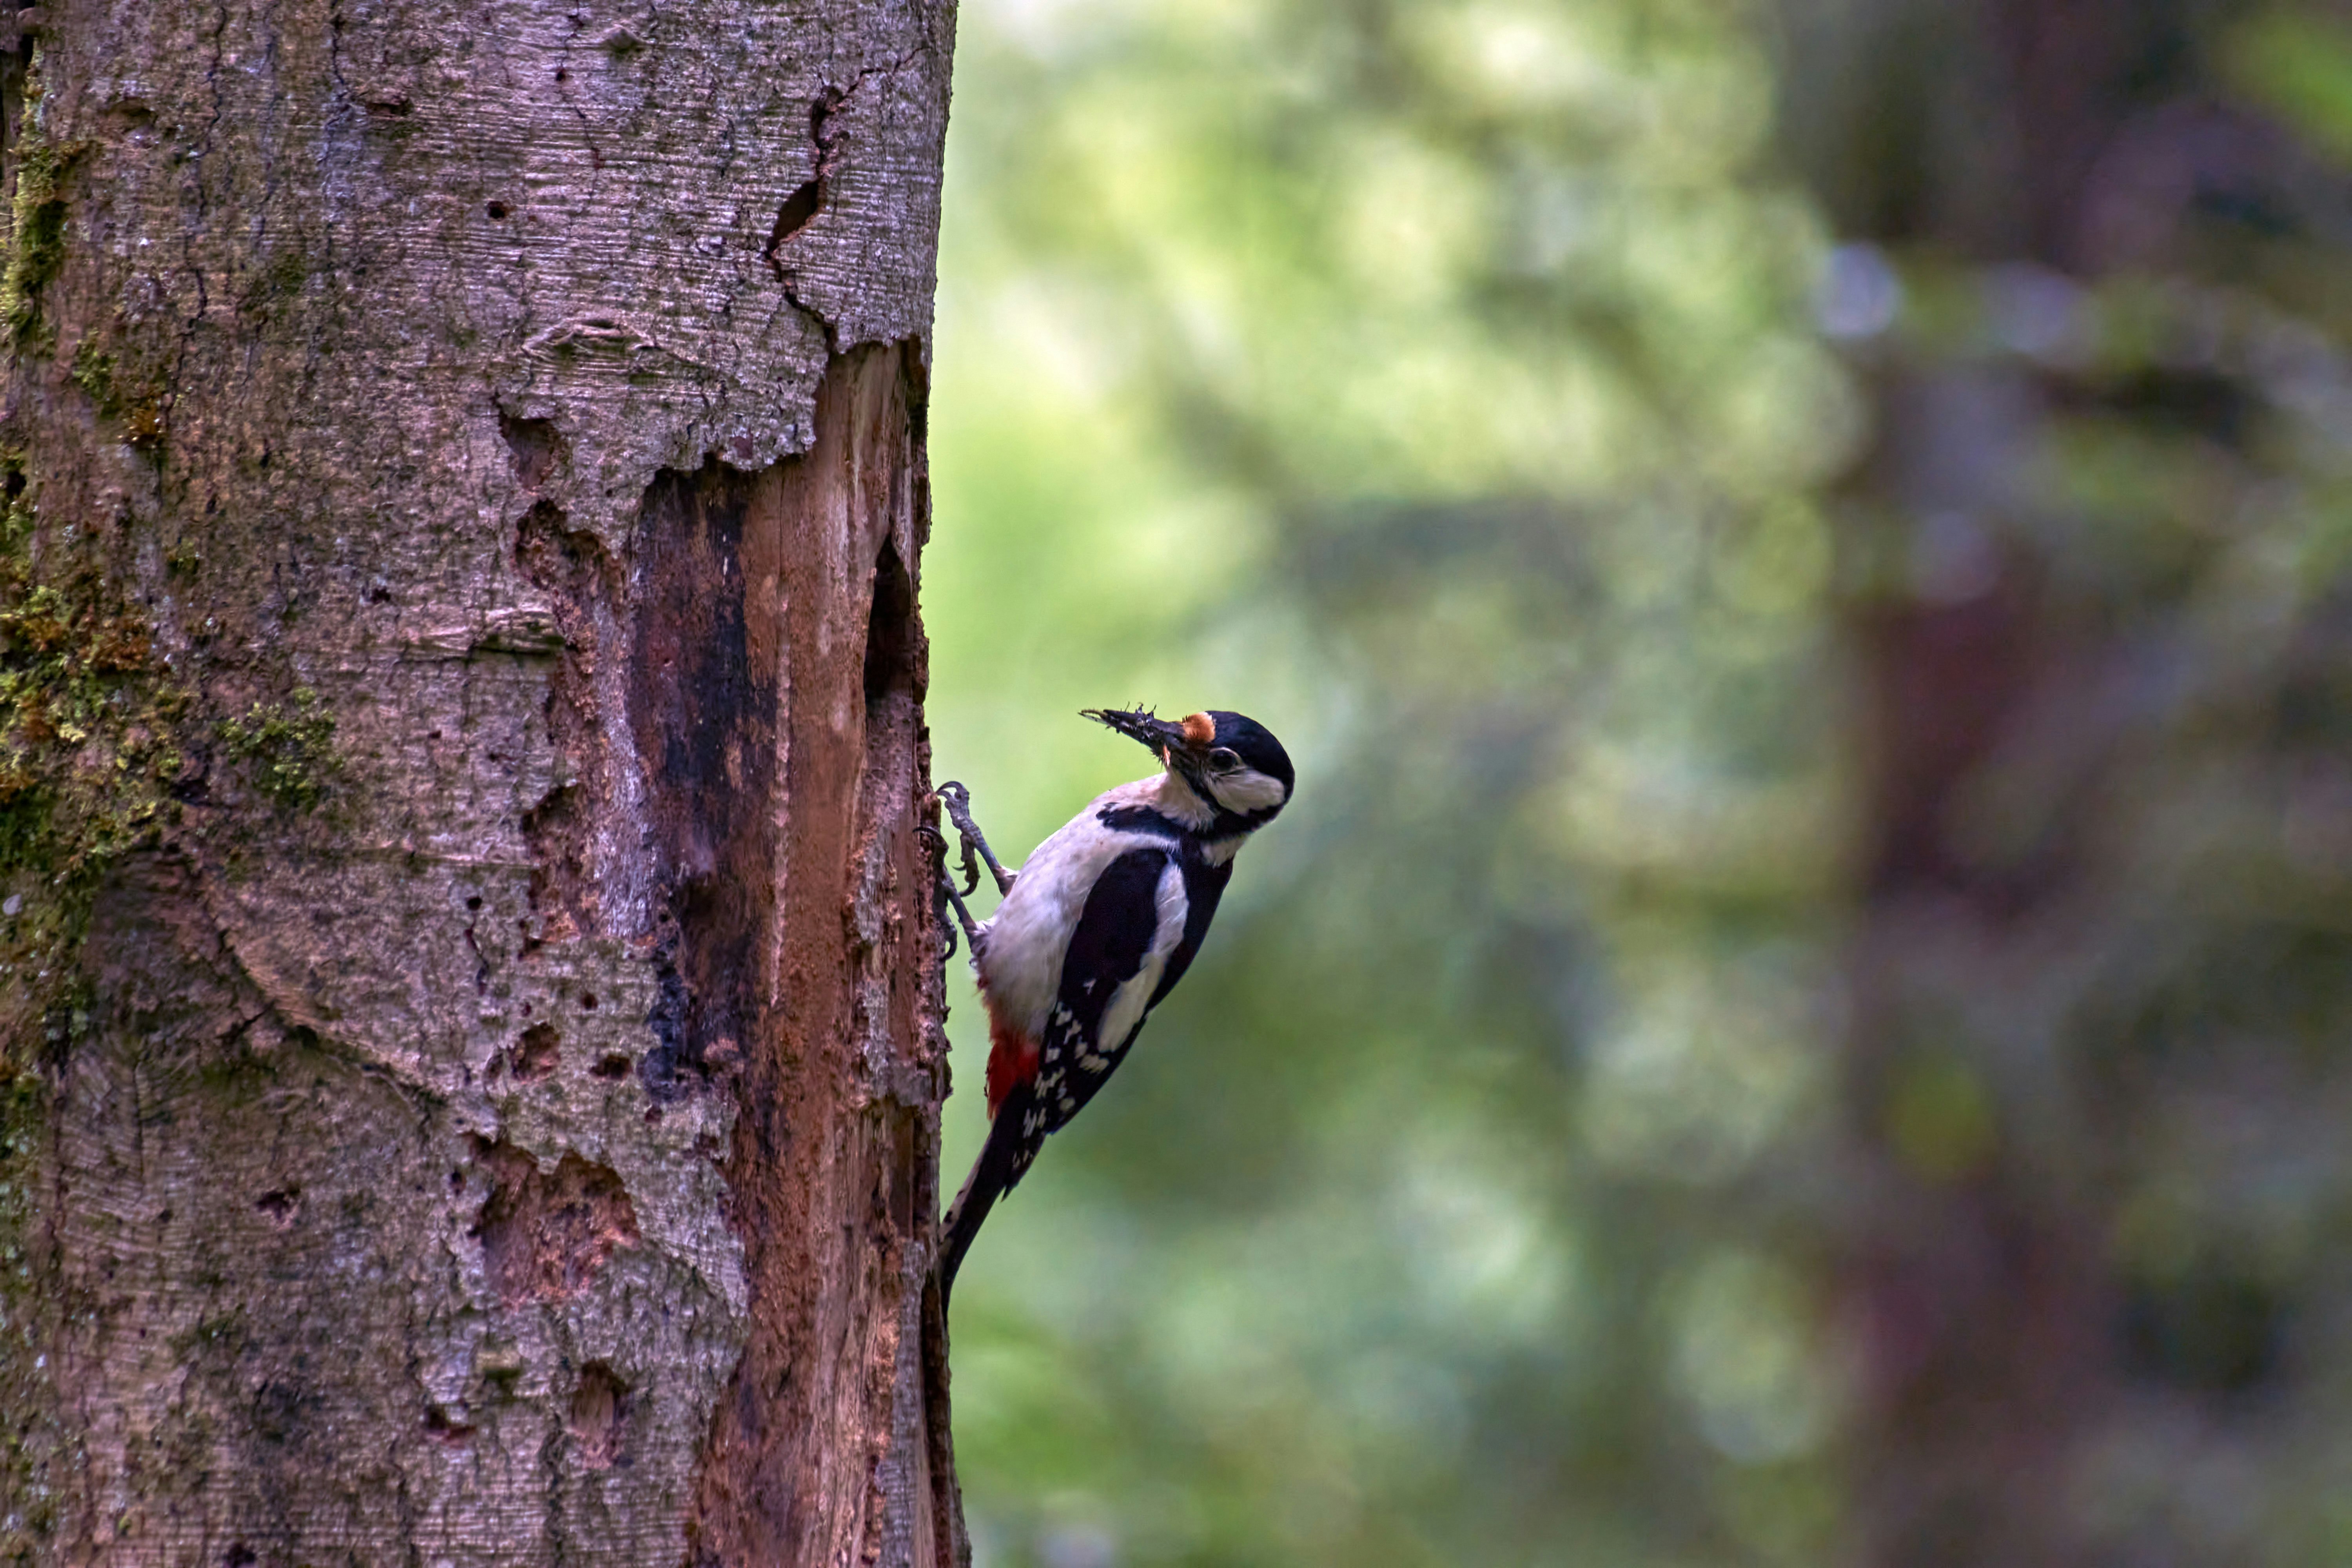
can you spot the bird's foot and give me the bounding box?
[916,822,981,959]
[935,780,1016,896]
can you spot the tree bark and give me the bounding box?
[0,2,963,1564]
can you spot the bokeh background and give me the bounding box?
[918,2,2352,1563]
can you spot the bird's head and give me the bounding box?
[1083,706,1295,829]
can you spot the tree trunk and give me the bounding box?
[1782,1,2348,1561]
[0,2,964,1564]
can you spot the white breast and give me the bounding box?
[974,773,1194,1038]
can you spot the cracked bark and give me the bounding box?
[0,2,965,1565]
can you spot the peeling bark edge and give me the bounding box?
[663,344,963,1568]
[0,0,964,1555]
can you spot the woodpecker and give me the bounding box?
[932,706,1295,1299]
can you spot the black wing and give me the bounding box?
[1149,854,1232,1010]
[1028,844,1181,1143]
[940,844,1178,1301]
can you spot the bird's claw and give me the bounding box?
[916,823,965,960]
[935,779,1016,897]
[924,786,1008,955]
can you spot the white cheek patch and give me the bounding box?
[1207,766,1288,814]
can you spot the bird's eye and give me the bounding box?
[1208,748,1241,772]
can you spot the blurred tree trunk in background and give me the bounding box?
[1784,0,2352,1560]
[0,2,963,1564]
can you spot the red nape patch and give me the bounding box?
[985,1011,1040,1118]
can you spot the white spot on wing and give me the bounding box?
[1093,857,1188,1059]
[972,773,1210,1038]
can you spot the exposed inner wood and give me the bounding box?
[0,2,963,1563]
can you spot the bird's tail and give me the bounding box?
[938,1083,1035,1308]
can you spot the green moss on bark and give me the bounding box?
[0,486,190,885]
[220,689,338,810]
[69,335,168,447]
[0,130,85,349]
[0,462,201,1041]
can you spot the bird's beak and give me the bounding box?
[1083,706,1198,765]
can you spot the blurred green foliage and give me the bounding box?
[929,0,2352,1560]
[1775,0,2352,1557]
[924,1,1854,1563]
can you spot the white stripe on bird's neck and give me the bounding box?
[1135,768,1215,829]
